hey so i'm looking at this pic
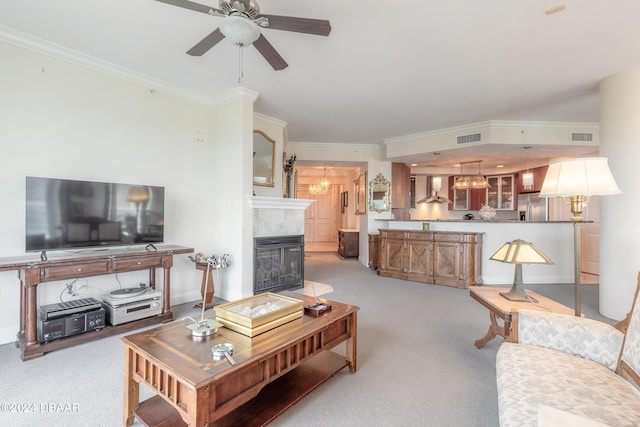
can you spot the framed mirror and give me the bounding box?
[369,172,391,213]
[354,172,367,215]
[253,130,275,187]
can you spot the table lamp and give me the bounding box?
[185,256,219,337]
[490,239,554,303]
[540,157,622,316]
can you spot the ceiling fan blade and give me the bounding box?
[153,0,213,14]
[187,28,225,56]
[260,15,331,36]
[253,34,288,70]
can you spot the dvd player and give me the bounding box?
[102,287,162,325]
[39,297,103,321]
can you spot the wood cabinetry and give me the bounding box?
[392,163,411,219]
[486,175,514,210]
[338,229,359,258]
[515,165,548,194]
[378,230,482,288]
[0,245,193,360]
[368,233,379,269]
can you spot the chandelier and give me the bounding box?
[451,160,491,190]
[310,167,330,195]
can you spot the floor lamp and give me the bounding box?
[539,157,622,316]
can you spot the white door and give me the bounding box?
[298,185,339,243]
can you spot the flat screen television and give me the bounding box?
[26,176,165,253]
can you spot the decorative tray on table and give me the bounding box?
[214,292,304,337]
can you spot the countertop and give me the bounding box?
[374,219,577,223]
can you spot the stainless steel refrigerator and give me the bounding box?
[517,192,548,221]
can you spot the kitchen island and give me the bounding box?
[374,219,575,285]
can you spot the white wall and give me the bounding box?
[599,69,640,320]
[0,41,248,344]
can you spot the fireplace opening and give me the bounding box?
[254,235,304,294]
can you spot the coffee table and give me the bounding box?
[122,293,358,426]
[470,286,573,348]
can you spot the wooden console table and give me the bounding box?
[122,293,358,427]
[378,230,483,288]
[0,245,193,360]
[470,286,573,348]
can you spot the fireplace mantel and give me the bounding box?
[248,197,313,238]
[246,196,314,210]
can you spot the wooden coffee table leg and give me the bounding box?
[123,347,139,426]
[474,312,507,349]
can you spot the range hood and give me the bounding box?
[418,192,453,203]
[418,191,452,204]
[416,176,452,204]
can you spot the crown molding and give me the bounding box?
[254,112,288,128]
[0,24,245,109]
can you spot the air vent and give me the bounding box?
[571,132,594,142]
[457,133,482,144]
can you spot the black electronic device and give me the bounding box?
[25,176,165,252]
[37,306,105,343]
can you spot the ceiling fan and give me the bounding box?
[154,0,331,70]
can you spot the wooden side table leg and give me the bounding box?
[474,312,506,349]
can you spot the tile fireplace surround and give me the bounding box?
[247,196,313,238]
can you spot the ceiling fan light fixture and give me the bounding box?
[220,15,261,47]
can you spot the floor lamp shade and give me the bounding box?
[539,157,621,199]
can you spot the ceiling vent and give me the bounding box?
[456,133,482,145]
[571,132,594,142]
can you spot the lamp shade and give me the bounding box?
[432,176,442,191]
[220,16,261,47]
[539,157,622,197]
[128,186,149,202]
[490,239,553,265]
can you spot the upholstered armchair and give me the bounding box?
[495,274,640,426]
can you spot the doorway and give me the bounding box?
[297,184,340,251]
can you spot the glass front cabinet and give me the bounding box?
[486,175,514,210]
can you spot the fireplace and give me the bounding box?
[254,235,304,294]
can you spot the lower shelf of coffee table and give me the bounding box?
[133,350,349,427]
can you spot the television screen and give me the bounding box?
[26,177,165,252]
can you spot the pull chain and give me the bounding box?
[237,46,245,84]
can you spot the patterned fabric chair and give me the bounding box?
[496,274,640,426]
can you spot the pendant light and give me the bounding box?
[522,146,534,191]
[451,161,491,190]
[310,166,330,195]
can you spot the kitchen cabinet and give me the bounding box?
[515,165,548,194]
[392,163,411,219]
[486,175,514,210]
[378,230,482,288]
[368,233,379,269]
[338,229,359,258]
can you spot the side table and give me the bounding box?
[469,286,573,348]
[194,264,215,309]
